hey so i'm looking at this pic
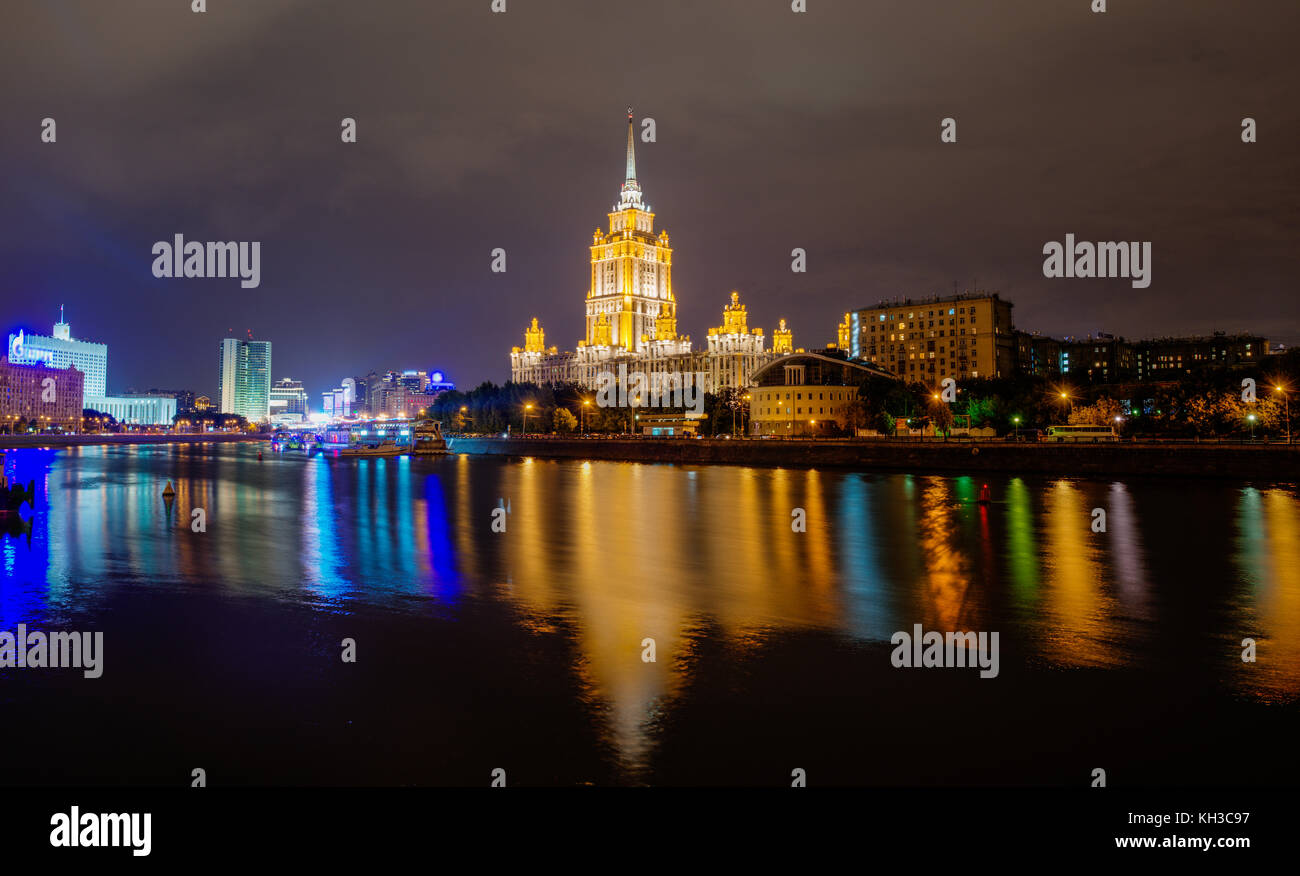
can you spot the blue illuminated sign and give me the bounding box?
[7,330,54,366]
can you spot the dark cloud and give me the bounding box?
[1,0,1297,398]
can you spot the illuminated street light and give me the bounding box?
[1275,384,1292,444]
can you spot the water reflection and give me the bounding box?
[2,444,1298,779]
[1232,487,1300,703]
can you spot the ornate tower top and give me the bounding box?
[523,317,545,353]
[617,108,646,211]
[712,291,752,336]
[773,318,794,354]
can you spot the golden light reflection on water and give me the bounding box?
[18,445,1300,775]
[1232,487,1300,702]
[1039,480,1124,668]
[916,478,975,631]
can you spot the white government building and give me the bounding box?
[7,309,176,425]
[509,110,795,393]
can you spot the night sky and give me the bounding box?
[1,0,1297,401]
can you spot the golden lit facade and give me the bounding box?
[842,292,1016,382]
[706,291,768,392]
[584,112,674,352]
[748,352,892,436]
[773,318,793,355]
[508,110,792,395]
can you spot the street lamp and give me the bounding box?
[1275,384,1291,444]
[1248,413,1256,441]
[522,403,533,435]
[582,399,591,433]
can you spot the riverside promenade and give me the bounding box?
[0,433,271,449]
[447,435,1300,480]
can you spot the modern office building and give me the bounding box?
[218,338,272,422]
[7,308,106,406]
[321,383,353,420]
[837,291,1017,382]
[396,371,428,393]
[0,358,85,431]
[270,378,309,422]
[325,370,453,420]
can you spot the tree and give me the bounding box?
[930,401,955,438]
[1068,396,1125,426]
[82,409,118,432]
[1183,391,1282,437]
[552,408,578,434]
[843,398,869,434]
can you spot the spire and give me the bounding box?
[617,107,646,211]
[625,107,637,183]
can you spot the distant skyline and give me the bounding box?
[2,0,1297,401]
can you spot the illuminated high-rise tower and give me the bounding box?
[218,337,272,422]
[509,110,794,395]
[585,108,674,352]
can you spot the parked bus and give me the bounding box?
[1044,424,1118,443]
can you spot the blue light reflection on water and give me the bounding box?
[2,443,1299,711]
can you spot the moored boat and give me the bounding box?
[0,453,36,516]
[413,420,449,455]
[271,429,306,451]
[317,422,412,457]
